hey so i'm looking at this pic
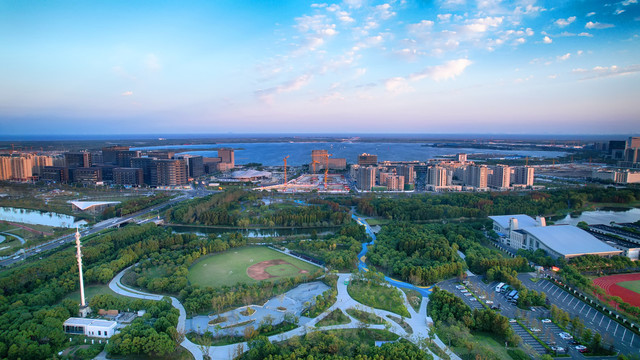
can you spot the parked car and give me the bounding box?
[541,318,552,323]
[558,332,573,340]
[530,327,542,332]
[486,300,494,305]
[575,345,587,353]
[509,319,517,323]
[551,346,565,352]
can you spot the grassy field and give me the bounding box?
[401,288,423,312]
[618,280,640,295]
[347,279,410,318]
[61,284,124,304]
[315,309,351,327]
[188,246,321,287]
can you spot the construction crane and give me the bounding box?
[311,160,320,174]
[323,154,333,190]
[283,155,290,186]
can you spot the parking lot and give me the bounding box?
[511,321,547,354]
[520,273,640,356]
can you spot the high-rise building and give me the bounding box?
[32,155,53,176]
[358,153,378,166]
[357,166,377,191]
[65,152,92,168]
[311,150,328,170]
[176,154,205,178]
[150,159,187,186]
[464,165,488,188]
[116,151,140,167]
[41,166,69,183]
[490,164,511,188]
[11,156,33,180]
[130,157,154,185]
[73,168,102,184]
[0,156,12,180]
[386,175,405,191]
[328,158,347,170]
[218,148,235,167]
[456,153,468,163]
[113,168,144,186]
[147,150,175,160]
[512,166,535,186]
[427,166,448,187]
[102,146,130,164]
[397,165,415,184]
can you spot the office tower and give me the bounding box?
[397,165,415,184]
[456,153,467,163]
[32,155,53,176]
[65,152,92,168]
[513,166,535,186]
[116,151,140,167]
[218,148,235,167]
[150,159,187,186]
[176,154,205,178]
[41,166,69,183]
[358,153,378,166]
[130,157,153,185]
[113,168,144,186]
[490,164,511,188]
[102,146,130,164]
[73,168,102,184]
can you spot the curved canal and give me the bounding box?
[353,214,433,297]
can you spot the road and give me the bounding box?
[0,193,193,267]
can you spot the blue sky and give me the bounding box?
[0,0,638,135]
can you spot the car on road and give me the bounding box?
[541,318,551,323]
[574,345,587,353]
[558,332,573,340]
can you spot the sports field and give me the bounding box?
[188,246,321,287]
[593,273,640,307]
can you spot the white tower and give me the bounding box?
[75,228,90,317]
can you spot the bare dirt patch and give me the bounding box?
[247,259,306,280]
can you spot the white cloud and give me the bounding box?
[464,16,503,33]
[327,4,340,12]
[145,54,161,71]
[438,14,452,22]
[121,91,133,96]
[585,21,614,29]
[543,36,552,44]
[408,20,434,34]
[375,3,396,20]
[515,37,526,44]
[557,53,571,61]
[572,64,640,80]
[621,0,637,5]
[555,16,576,27]
[579,32,593,37]
[577,50,583,55]
[410,58,473,81]
[311,3,327,8]
[256,74,313,103]
[337,11,355,23]
[586,12,596,17]
[615,9,626,15]
[384,77,413,93]
[343,0,364,8]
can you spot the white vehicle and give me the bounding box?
[509,319,516,323]
[495,282,506,292]
[479,295,486,299]
[530,327,541,332]
[455,285,465,290]
[551,346,565,352]
[464,293,473,296]
[470,298,477,301]
[541,319,552,323]
[558,332,573,340]
[485,300,494,305]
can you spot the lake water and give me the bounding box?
[169,225,338,238]
[131,142,566,166]
[553,208,640,226]
[0,206,87,228]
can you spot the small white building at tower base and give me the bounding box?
[63,317,117,338]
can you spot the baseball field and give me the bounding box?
[188,246,321,288]
[593,272,640,307]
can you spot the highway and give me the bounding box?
[0,191,199,267]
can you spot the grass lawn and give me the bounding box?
[61,284,124,304]
[365,218,390,226]
[447,332,514,360]
[315,309,351,327]
[618,280,640,295]
[345,308,386,324]
[347,280,410,318]
[188,246,321,288]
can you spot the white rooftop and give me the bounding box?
[489,214,538,229]
[64,317,117,327]
[522,225,621,256]
[231,170,272,179]
[70,201,121,210]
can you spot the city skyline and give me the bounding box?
[1,0,639,135]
